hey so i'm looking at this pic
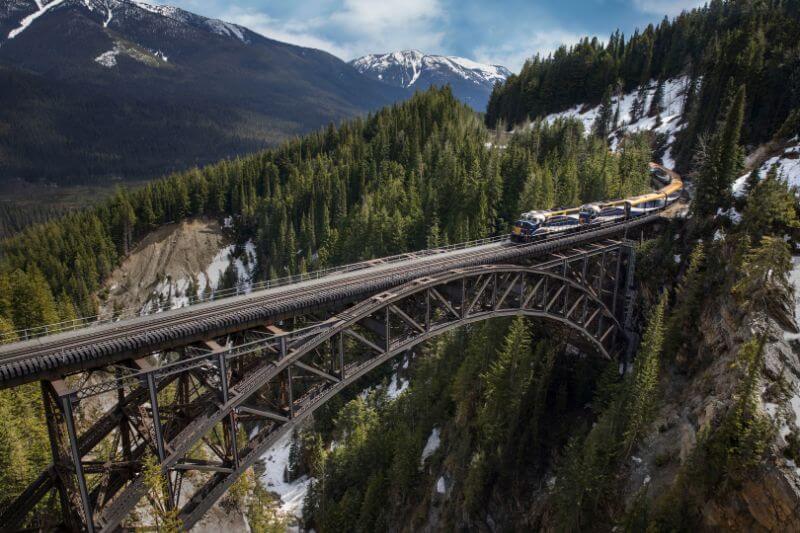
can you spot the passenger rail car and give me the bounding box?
[510,163,683,243]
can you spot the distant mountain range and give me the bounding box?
[0,1,511,186]
[0,0,405,184]
[351,50,511,111]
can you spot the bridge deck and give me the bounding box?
[0,214,660,388]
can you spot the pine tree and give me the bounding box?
[592,86,614,138]
[630,85,648,123]
[648,79,665,118]
[142,453,182,532]
[9,268,59,331]
[556,158,580,207]
[693,85,746,218]
[733,236,794,331]
[664,243,706,360]
[623,293,667,455]
[0,392,32,506]
[479,317,534,447]
[741,166,799,241]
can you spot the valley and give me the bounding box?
[1,0,800,531]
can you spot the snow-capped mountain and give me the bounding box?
[351,50,512,111]
[1,0,249,44]
[0,0,406,184]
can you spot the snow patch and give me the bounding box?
[205,18,247,43]
[420,427,441,463]
[140,240,257,315]
[785,255,800,342]
[132,0,184,19]
[103,1,112,27]
[260,431,312,519]
[7,0,69,39]
[95,48,119,67]
[543,76,689,169]
[386,372,409,399]
[733,139,800,197]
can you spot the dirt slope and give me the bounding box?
[99,217,228,317]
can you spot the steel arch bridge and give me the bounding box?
[1,235,641,532]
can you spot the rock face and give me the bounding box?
[703,467,800,531]
[615,284,800,531]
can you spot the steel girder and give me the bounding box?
[4,243,635,531]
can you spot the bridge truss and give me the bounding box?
[2,239,637,531]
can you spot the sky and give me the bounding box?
[158,0,708,71]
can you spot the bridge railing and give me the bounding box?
[0,234,510,344]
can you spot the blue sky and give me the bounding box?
[160,0,707,71]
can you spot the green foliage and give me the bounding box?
[741,166,800,241]
[732,235,794,331]
[479,317,534,446]
[142,453,182,532]
[487,0,800,171]
[692,84,746,218]
[248,481,290,533]
[303,316,608,531]
[592,85,615,138]
[623,293,667,455]
[664,241,707,361]
[553,293,667,529]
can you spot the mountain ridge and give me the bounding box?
[0,0,408,185]
[351,49,511,111]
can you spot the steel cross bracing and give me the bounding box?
[1,239,637,532]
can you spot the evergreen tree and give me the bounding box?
[648,79,665,118]
[623,293,667,455]
[8,268,59,331]
[693,85,746,218]
[479,317,534,447]
[664,243,706,360]
[741,167,799,241]
[142,453,182,531]
[733,236,794,331]
[592,86,614,138]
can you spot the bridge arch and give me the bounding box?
[6,262,630,532]
[173,263,626,527]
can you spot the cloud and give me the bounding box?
[218,0,447,61]
[220,7,355,59]
[632,0,706,17]
[327,0,447,57]
[473,29,584,72]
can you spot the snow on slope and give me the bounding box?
[733,138,800,196]
[259,352,414,523]
[7,0,69,39]
[544,77,690,169]
[260,431,313,521]
[351,49,511,88]
[204,18,247,43]
[6,0,250,44]
[141,239,257,314]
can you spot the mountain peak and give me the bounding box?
[350,50,511,110]
[351,50,510,88]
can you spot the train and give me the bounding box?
[510,163,683,243]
